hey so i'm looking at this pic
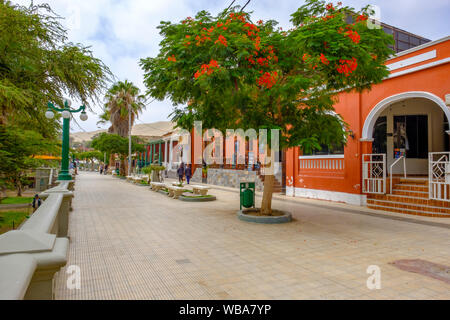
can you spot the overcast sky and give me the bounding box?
[14,0,450,133]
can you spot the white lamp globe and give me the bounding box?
[64,98,72,107]
[80,112,88,121]
[45,110,55,119]
[61,110,71,119]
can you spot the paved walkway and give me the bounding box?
[55,172,450,299]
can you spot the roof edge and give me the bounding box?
[388,35,450,60]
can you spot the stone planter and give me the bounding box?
[237,208,292,224]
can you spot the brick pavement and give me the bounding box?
[54,172,450,299]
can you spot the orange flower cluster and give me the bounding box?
[356,14,368,22]
[182,17,193,24]
[167,55,176,62]
[194,60,220,79]
[326,3,335,11]
[319,53,329,65]
[229,12,246,23]
[214,34,228,47]
[336,58,357,77]
[246,45,278,70]
[257,71,278,89]
[195,33,211,46]
[345,29,360,44]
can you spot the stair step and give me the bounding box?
[367,204,450,217]
[397,178,428,185]
[392,189,429,198]
[367,199,450,214]
[393,184,428,192]
[367,194,450,207]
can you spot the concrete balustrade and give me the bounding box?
[0,180,73,300]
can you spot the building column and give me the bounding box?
[159,142,162,164]
[164,140,168,167]
[169,137,173,170]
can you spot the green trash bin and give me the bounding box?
[115,168,119,175]
[240,182,255,210]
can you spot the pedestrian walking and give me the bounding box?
[32,194,42,213]
[73,161,78,175]
[185,165,192,184]
[100,164,104,175]
[177,165,184,184]
[104,164,108,175]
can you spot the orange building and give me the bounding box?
[154,36,449,217]
[285,36,450,216]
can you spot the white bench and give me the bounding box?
[166,185,185,199]
[172,182,184,187]
[132,175,148,183]
[151,182,166,192]
[191,185,210,196]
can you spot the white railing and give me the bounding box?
[429,152,450,202]
[0,180,74,300]
[362,154,386,194]
[390,156,406,194]
[299,155,345,171]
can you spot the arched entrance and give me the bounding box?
[362,91,450,175]
[361,91,450,203]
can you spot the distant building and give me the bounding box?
[381,22,431,53]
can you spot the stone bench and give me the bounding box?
[150,182,166,192]
[166,185,185,199]
[172,182,184,187]
[132,175,148,183]
[191,185,210,196]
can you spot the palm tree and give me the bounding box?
[99,80,146,174]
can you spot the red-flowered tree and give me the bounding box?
[140,0,393,215]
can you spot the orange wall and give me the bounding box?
[289,38,450,196]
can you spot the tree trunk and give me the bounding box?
[120,157,126,176]
[16,178,23,197]
[109,154,115,170]
[260,145,275,215]
[260,174,274,215]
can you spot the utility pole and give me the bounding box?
[128,105,132,176]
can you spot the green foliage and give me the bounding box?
[0,1,112,137]
[141,164,166,175]
[91,133,145,156]
[140,0,393,152]
[0,196,33,204]
[0,125,59,195]
[77,150,104,161]
[0,210,29,233]
[98,80,147,137]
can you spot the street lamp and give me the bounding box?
[45,98,88,181]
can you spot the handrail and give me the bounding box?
[390,156,406,194]
[0,179,73,299]
[21,193,63,234]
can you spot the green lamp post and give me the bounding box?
[45,98,88,181]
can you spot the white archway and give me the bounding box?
[361,91,450,141]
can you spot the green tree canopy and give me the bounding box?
[0,125,59,196]
[0,0,112,137]
[91,133,145,176]
[98,80,147,137]
[140,0,393,214]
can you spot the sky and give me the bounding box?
[14,0,450,133]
